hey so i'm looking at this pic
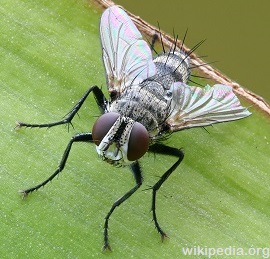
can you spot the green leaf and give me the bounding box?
[1,0,270,258]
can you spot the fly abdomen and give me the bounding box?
[153,50,191,86]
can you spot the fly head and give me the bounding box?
[92,112,150,164]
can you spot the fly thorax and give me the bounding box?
[109,85,170,139]
[153,50,190,85]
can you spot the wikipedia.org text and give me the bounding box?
[182,246,269,258]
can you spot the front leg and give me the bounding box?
[16,85,106,129]
[148,144,184,240]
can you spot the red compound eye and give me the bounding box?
[92,112,120,146]
[92,112,149,161]
[127,122,149,161]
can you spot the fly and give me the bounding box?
[17,6,251,251]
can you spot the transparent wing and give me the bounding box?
[100,6,156,96]
[167,83,251,131]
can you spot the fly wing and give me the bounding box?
[167,83,251,131]
[100,6,156,96]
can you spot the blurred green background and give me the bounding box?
[0,0,269,258]
[115,0,270,102]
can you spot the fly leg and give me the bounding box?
[20,133,93,196]
[16,86,106,130]
[103,161,143,251]
[148,144,184,240]
[150,33,159,52]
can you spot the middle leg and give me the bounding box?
[20,133,93,196]
[103,161,143,251]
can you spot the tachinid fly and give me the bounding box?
[17,6,251,250]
